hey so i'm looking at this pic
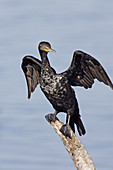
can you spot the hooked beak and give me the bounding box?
[43,46,56,53]
[48,48,56,53]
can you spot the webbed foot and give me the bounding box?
[45,113,58,123]
[60,124,72,139]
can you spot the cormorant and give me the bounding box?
[21,41,113,139]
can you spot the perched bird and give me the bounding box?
[21,41,113,139]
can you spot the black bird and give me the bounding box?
[21,41,113,138]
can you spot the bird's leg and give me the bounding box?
[60,115,72,139]
[45,111,59,123]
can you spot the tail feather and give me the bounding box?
[67,114,86,136]
[76,117,86,136]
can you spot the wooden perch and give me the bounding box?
[45,114,95,170]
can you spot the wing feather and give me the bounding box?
[64,50,113,90]
[21,55,42,98]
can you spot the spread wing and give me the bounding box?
[64,50,113,89]
[21,55,42,98]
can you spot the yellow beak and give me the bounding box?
[44,47,56,53]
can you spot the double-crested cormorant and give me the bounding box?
[21,41,113,138]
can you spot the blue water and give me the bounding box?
[0,1,113,169]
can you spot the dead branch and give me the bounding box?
[45,114,95,170]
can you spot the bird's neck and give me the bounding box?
[41,52,50,66]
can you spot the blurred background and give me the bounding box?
[0,0,113,170]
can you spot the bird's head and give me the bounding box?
[38,41,56,53]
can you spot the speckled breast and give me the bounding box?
[40,74,64,94]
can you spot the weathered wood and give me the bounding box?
[45,114,95,170]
